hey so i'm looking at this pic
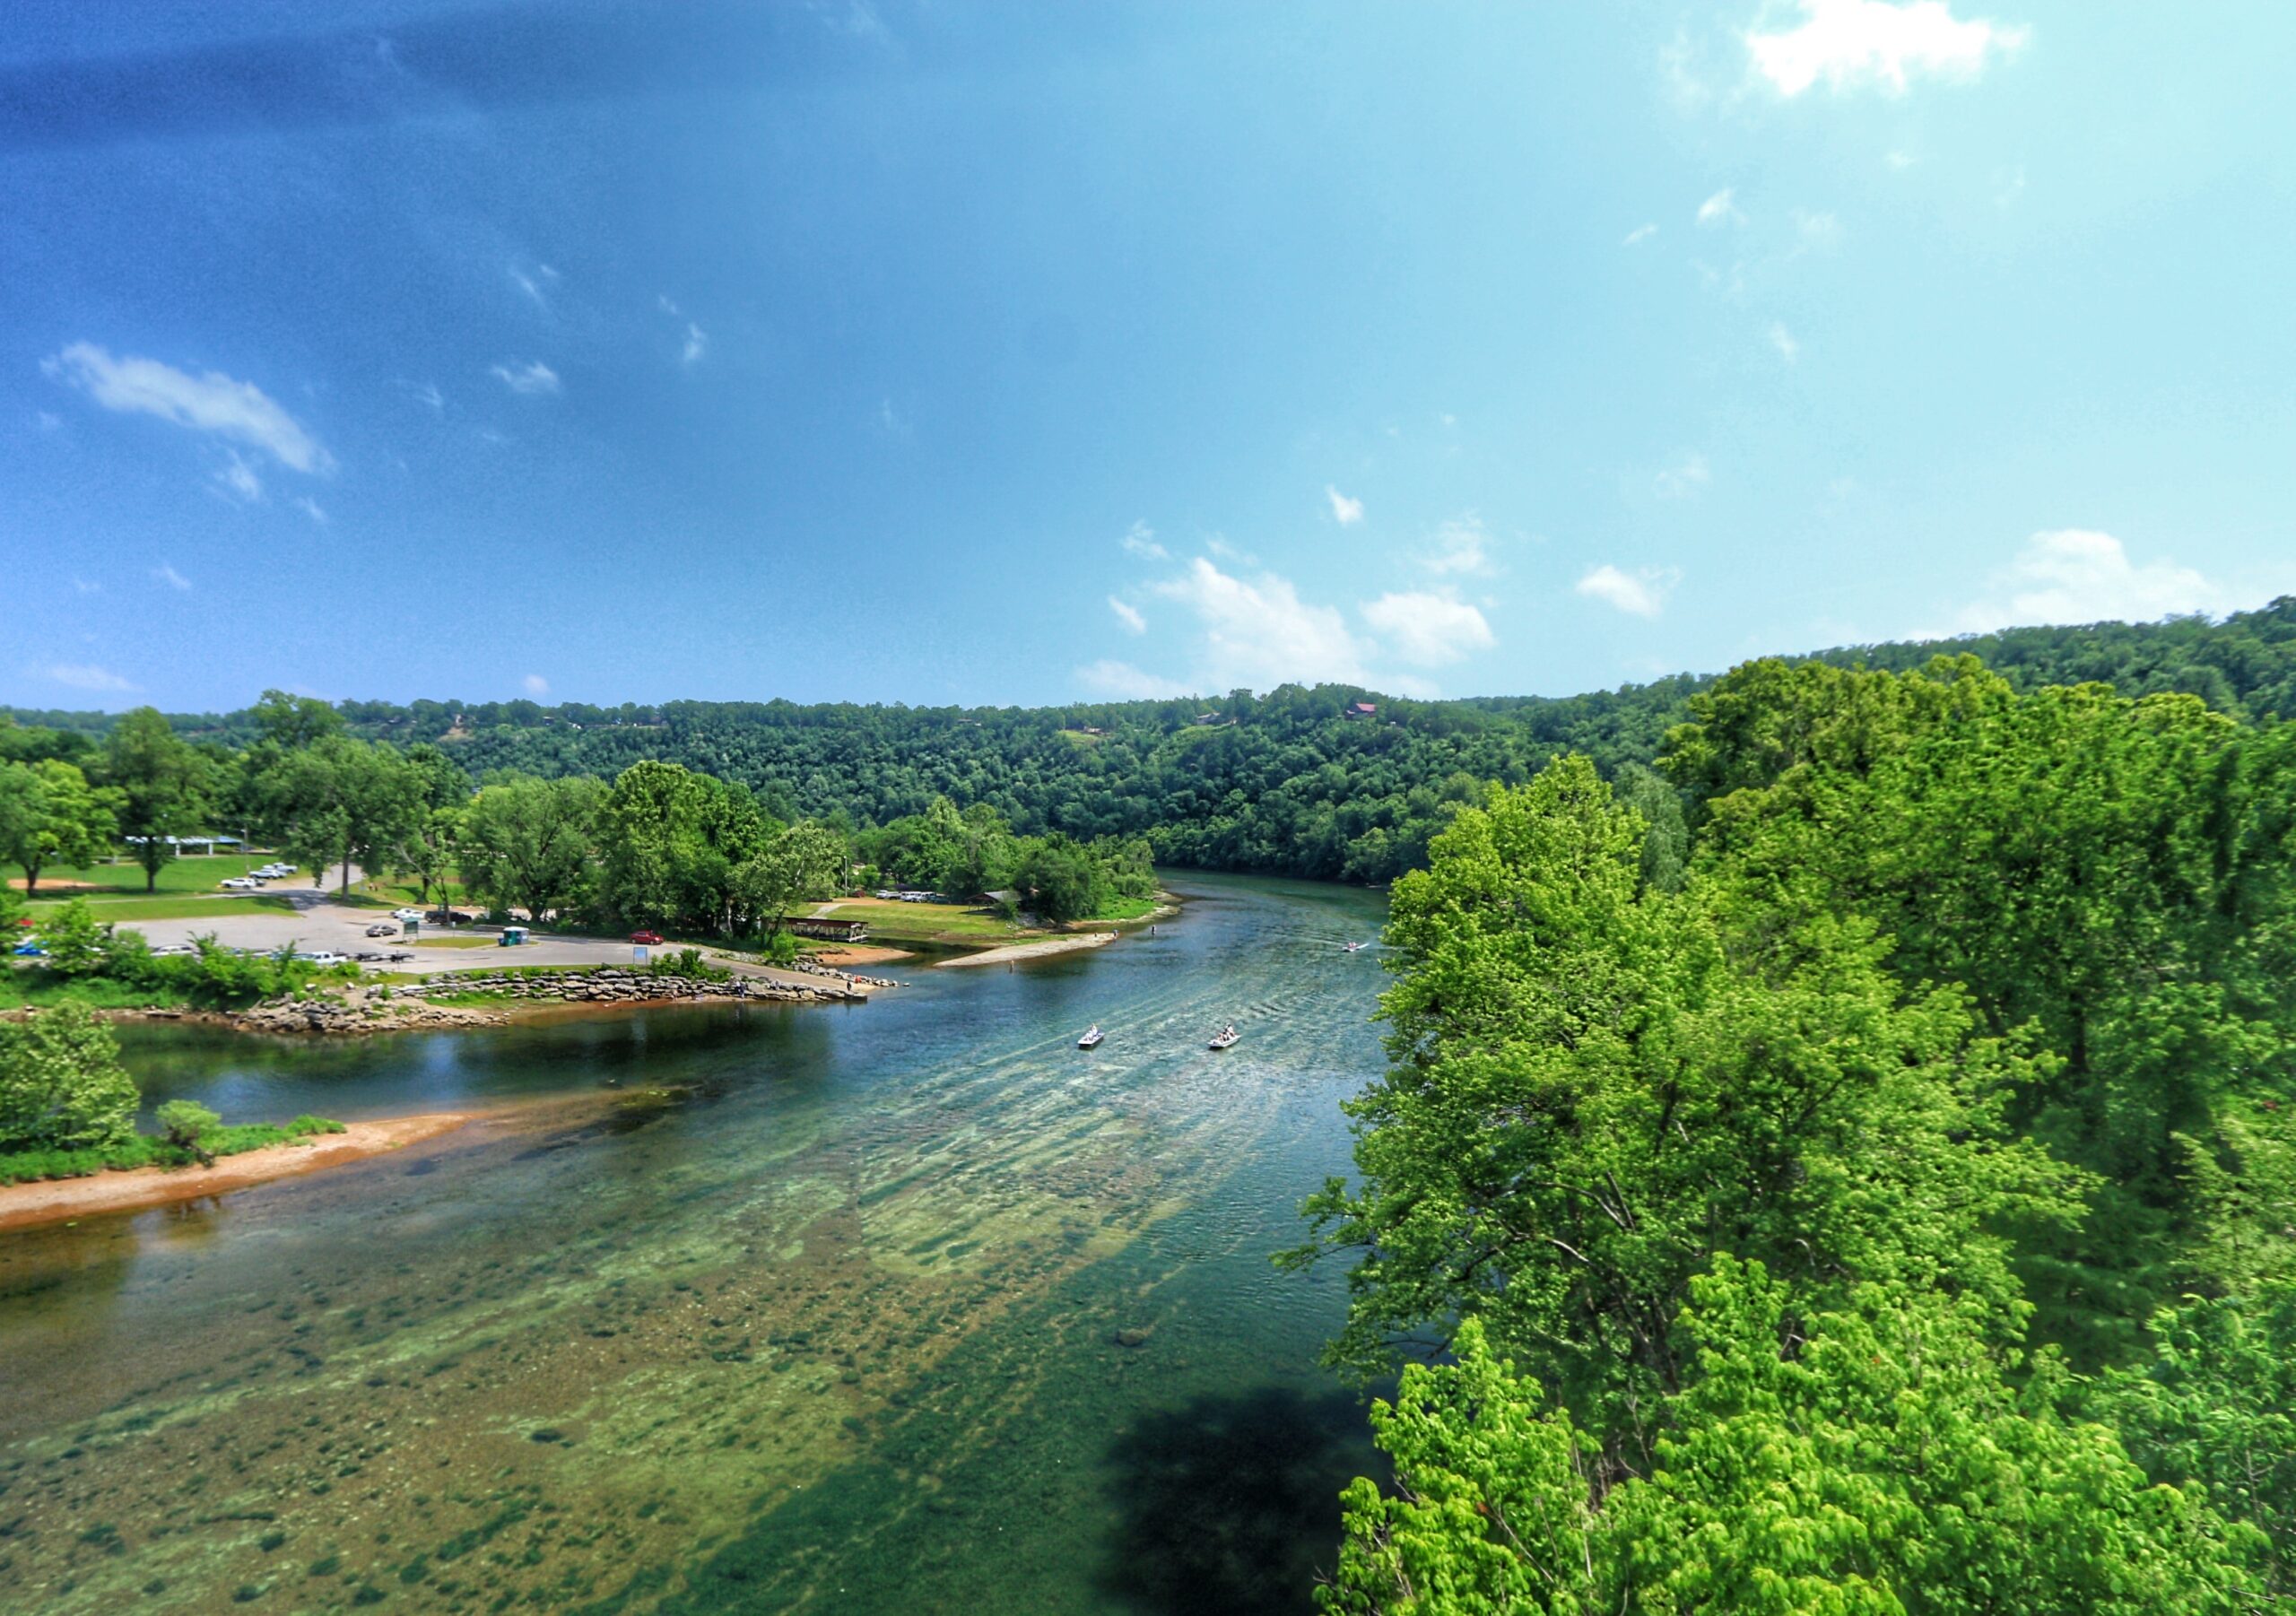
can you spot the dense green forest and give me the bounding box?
[1298,654,2296,1611]
[12,597,2296,884]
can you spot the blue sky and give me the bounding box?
[8,0,2295,712]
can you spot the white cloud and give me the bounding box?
[44,663,136,692]
[1697,187,1743,228]
[1360,590,1494,667]
[153,563,192,592]
[1654,452,1711,500]
[1746,0,2029,98]
[1152,556,1369,689]
[682,323,708,367]
[1108,595,1147,635]
[1326,485,1365,526]
[1120,520,1168,561]
[1622,222,1659,248]
[1577,564,1680,618]
[876,398,909,436]
[71,577,100,595]
[1769,322,1801,362]
[1954,530,2227,634]
[491,361,560,396]
[36,410,61,430]
[523,673,551,696]
[43,343,331,473]
[511,266,548,308]
[213,452,263,503]
[658,294,683,316]
[295,496,327,525]
[1793,208,1843,250]
[410,381,445,415]
[1075,658,1192,699]
[1420,514,1497,578]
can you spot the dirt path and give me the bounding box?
[0,1113,476,1232]
[937,932,1119,968]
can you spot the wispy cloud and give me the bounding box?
[1769,322,1802,362]
[1360,590,1494,667]
[152,563,192,592]
[1576,564,1680,618]
[1120,520,1168,561]
[1954,530,2226,633]
[1746,0,2030,99]
[295,496,328,525]
[510,265,549,309]
[523,673,551,696]
[1109,595,1147,635]
[212,452,263,503]
[407,380,445,415]
[43,343,331,473]
[1420,515,1497,578]
[876,398,909,436]
[1326,485,1365,526]
[1075,658,1192,699]
[1654,452,1711,500]
[1793,209,1843,251]
[44,663,137,692]
[1622,222,1659,247]
[491,361,561,396]
[681,323,708,367]
[1697,187,1744,228]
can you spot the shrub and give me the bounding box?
[0,1003,139,1152]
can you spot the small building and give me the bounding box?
[1344,701,1378,719]
[788,917,869,943]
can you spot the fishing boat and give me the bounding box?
[1207,1024,1239,1050]
[1343,941,1367,953]
[1077,1025,1105,1049]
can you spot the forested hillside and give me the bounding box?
[12,598,2295,882]
[1305,652,2296,1609]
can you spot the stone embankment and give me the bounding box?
[785,960,900,989]
[232,966,884,1036]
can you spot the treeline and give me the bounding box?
[1300,653,2296,1608]
[13,596,2294,885]
[1,692,1153,944]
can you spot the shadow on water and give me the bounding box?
[1099,1386,1385,1616]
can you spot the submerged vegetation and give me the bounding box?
[1300,655,2296,1609]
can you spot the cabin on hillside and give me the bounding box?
[1344,701,1378,719]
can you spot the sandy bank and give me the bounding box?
[0,1112,475,1233]
[939,932,1119,968]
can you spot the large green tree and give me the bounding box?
[1324,1259,2263,1615]
[1287,757,2078,1473]
[101,707,212,892]
[0,758,118,897]
[457,774,602,922]
[0,1003,140,1153]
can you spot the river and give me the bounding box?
[0,874,1391,1613]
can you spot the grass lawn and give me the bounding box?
[11,850,303,900]
[408,936,496,950]
[22,893,302,922]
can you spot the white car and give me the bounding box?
[221,877,261,891]
[294,951,350,967]
[392,908,424,923]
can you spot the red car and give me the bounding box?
[630,930,664,945]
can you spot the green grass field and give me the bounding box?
[13,851,309,901]
[22,894,302,922]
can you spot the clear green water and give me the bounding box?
[0,875,1391,1613]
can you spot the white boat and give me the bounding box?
[1077,1025,1105,1049]
[1343,941,1367,953]
[1207,1024,1239,1050]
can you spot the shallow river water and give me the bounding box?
[0,875,1391,1614]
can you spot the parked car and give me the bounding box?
[366,923,397,937]
[221,877,261,891]
[295,951,350,967]
[630,930,664,945]
[391,908,423,923]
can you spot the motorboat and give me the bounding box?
[1207,1024,1239,1050]
[1077,1025,1105,1049]
[1343,941,1367,952]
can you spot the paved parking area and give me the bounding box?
[113,891,873,993]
